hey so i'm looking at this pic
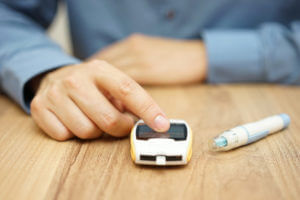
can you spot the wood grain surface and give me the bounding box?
[0,84,299,200]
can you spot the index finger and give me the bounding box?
[91,60,170,132]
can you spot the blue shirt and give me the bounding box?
[0,0,300,112]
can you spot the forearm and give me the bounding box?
[0,1,80,112]
[203,22,300,85]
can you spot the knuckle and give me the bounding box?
[89,59,108,69]
[128,34,144,50]
[30,96,43,112]
[74,122,97,139]
[62,76,80,90]
[129,33,143,42]
[139,100,157,116]
[102,112,119,131]
[87,60,112,75]
[46,86,61,102]
[39,123,72,141]
[119,78,136,97]
[53,130,71,141]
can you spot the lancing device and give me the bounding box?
[211,114,290,151]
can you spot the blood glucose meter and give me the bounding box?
[130,119,192,166]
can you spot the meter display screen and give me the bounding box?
[136,124,187,140]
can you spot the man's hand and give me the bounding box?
[30,60,170,141]
[90,34,207,85]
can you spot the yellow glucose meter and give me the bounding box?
[130,119,193,166]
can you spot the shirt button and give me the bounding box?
[166,10,175,20]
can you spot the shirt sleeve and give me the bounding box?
[203,22,300,85]
[0,1,80,113]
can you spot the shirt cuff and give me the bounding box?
[203,30,264,83]
[0,47,80,113]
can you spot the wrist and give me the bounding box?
[198,41,207,82]
[23,70,50,107]
[25,67,63,96]
[187,40,207,82]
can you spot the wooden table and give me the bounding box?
[0,85,299,200]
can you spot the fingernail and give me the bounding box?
[154,115,169,131]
